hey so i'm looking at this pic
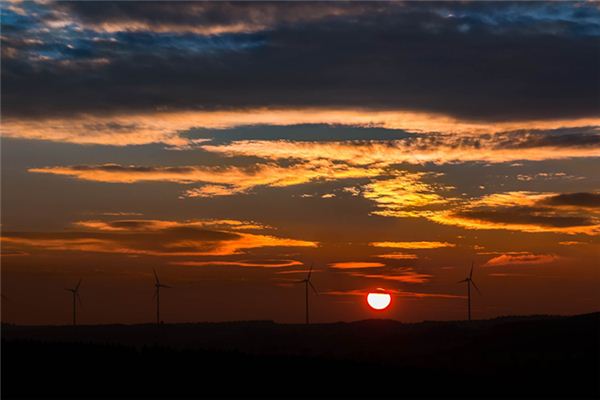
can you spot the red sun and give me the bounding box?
[367,291,392,310]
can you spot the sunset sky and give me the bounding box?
[1,1,599,325]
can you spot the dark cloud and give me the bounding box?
[456,207,596,228]
[541,193,600,209]
[54,1,374,31]
[496,128,600,149]
[2,2,599,121]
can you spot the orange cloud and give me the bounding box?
[201,131,600,166]
[376,253,418,260]
[4,108,599,146]
[484,253,561,267]
[559,241,587,246]
[329,262,386,269]
[362,172,456,218]
[431,191,600,235]
[171,260,304,268]
[74,219,269,232]
[169,232,318,256]
[29,161,383,196]
[370,241,455,249]
[2,218,318,258]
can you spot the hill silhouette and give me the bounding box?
[2,312,598,398]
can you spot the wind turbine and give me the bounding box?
[458,262,481,321]
[65,279,82,326]
[153,269,171,325]
[297,264,318,324]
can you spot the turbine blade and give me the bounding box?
[161,284,172,289]
[457,279,468,284]
[469,262,474,279]
[153,268,160,285]
[308,263,314,280]
[75,279,82,291]
[309,281,318,295]
[471,280,482,295]
[153,289,157,300]
[77,293,83,307]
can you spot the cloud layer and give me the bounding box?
[2,218,317,258]
[3,2,599,121]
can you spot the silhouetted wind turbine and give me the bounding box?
[153,269,171,325]
[297,264,318,324]
[65,279,82,326]
[457,262,481,321]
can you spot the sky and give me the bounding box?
[1,1,599,325]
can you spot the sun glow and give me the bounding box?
[367,291,392,310]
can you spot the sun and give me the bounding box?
[367,291,392,310]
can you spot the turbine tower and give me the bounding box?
[297,264,318,324]
[153,269,171,325]
[458,262,481,321]
[65,279,82,326]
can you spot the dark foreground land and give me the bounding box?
[2,312,599,398]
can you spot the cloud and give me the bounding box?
[541,192,600,208]
[3,2,599,121]
[349,273,430,284]
[74,219,269,232]
[171,260,304,268]
[370,241,455,249]
[376,253,418,260]
[29,161,384,196]
[200,129,600,165]
[183,185,242,198]
[5,109,599,146]
[516,172,583,182]
[362,172,455,218]
[431,191,600,235]
[53,1,374,35]
[2,218,317,258]
[329,262,386,269]
[484,253,561,267]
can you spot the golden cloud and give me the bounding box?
[376,252,418,260]
[171,260,304,268]
[431,191,600,235]
[362,172,456,218]
[2,218,318,258]
[74,218,269,232]
[4,108,599,146]
[29,161,384,197]
[370,241,455,249]
[483,253,561,267]
[329,262,386,269]
[201,131,600,166]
